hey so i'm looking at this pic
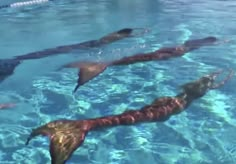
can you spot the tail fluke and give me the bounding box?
[26,120,89,164]
[0,59,21,82]
[59,62,108,93]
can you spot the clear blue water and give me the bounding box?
[0,0,236,163]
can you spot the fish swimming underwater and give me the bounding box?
[60,36,221,92]
[0,28,148,82]
[26,69,234,164]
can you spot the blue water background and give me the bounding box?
[0,0,236,163]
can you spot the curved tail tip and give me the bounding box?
[73,84,80,93]
[25,134,32,145]
[26,120,88,164]
[25,128,39,145]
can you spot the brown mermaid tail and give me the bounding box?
[1,27,146,82]
[26,120,90,164]
[0,59,21,82]
[60,61,109,93]
[26,69,234,164]
[98,28,149,44]
[0,27,148,83]
[183,36,218,50]
[98,28,133,44]
[59,36,221,92]
[14,28,147,61]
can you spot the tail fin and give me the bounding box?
[0,59,21,82]
[26,120,89,164]
[59,61,108,93]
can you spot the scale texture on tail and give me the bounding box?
[26,70,234,164]
[26,120,90,164]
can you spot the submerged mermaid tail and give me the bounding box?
[183,36,218,50]
[25,98,183,164]
[26,120,90,164]
[60,36,220,93]
[0,59,21,82]
[14,28,148,61]
[98,28,148,44]
[0,27,146,83]
[26,69,234,164]
[60,61,109,93]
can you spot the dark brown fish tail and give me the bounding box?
[75,63,108,92]
[117,28,133,35]
[183,36,218,50]
[59,36,221,91]
[98,27,148,44]
[26,70,233,163]
[0,59,21,82]
[59,61,109,92]
[116,27,149,37]
[87,97,186,130]
[26,120,91,164]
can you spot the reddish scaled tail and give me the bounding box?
[26,120,90,164]
[59,62,108,93]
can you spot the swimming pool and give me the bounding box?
[0,0,236,163]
